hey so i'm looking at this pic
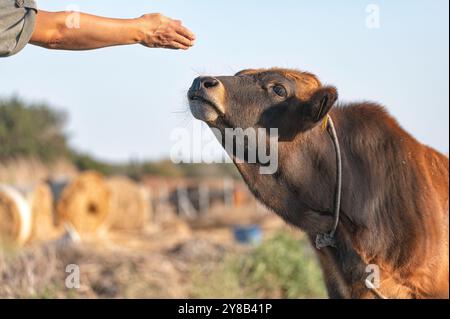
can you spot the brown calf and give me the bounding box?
[188,68,449,298]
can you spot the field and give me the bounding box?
[0,200,326,299]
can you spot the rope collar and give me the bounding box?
[315,116,342,250]
[313,116,388,299]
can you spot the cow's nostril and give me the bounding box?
[202,77,219,89]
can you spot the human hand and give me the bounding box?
[137,13,195,50]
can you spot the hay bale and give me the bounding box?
[50,171,110,235]
[106,176,151,231]
[26,183,63,242]
[0,185,32,246]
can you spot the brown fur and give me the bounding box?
[237,68,322,100]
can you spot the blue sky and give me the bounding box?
[0,0,448,162]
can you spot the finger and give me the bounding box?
[175,25,196,41]
[167,41,190,50]
[172,33,194,47]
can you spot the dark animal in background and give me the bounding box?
[168,185,234,217]
[188,68,449,299]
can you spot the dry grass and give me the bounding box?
[0,218,326,299]
[0,245,60,298]
[0,242,188,299]
[0,186,325,299]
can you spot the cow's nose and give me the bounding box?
[202,77,220,89]
[192,76,220,91]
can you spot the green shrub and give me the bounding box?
[191,231,327,299]
[0,97,69,162]
[239,232,326,298]
[70,151,115,176]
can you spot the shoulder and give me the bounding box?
[330,102,421,156]
[332,102,405,135]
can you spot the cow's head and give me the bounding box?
[188,68,338,141]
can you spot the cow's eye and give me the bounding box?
[272,85,287,97]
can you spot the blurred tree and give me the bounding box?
[69,151,115,176]
[0,97,69,162]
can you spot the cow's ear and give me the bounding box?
[235,69,259,76]
[305,86,338,124]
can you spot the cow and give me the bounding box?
[187,68,449,299]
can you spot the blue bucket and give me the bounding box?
[233,225,262,245]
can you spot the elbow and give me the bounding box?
[41,26,65,49]
[31,28,64,50]
[45,35,63,50]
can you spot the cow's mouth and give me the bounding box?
[189,94,221,112]
[188,92,225,123]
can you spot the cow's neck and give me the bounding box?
[232,120,358,235]
[229,114,410,298]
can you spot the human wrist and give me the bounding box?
[124,17,145,45]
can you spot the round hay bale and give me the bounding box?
[26,183,63,242]
[0,185,32,246]
[50,171,110,235]
[106,176,151,231]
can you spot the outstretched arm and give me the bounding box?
[30,11,196,51]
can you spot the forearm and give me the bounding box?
[30,11,143,50]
